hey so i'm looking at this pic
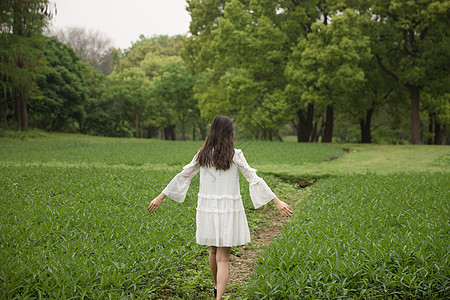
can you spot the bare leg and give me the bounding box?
[215,247,231,299]
[208,246,217,290]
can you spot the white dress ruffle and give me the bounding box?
[162,149,276,247]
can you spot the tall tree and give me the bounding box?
[287,10,372,143]
[49,27,114,75]
[111,35,198,139]
[422,90,450,145]
[31,37,89,131]
[152,61,196,141]
[184,0,316,139]
[104,67,150,138]
[118,35,183,72]
[369,0,450,144]
[184,0,227,75]
[0,0,55,130]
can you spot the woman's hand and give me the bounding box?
[148,194,165,213]
[273,197,292,217]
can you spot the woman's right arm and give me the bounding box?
[147,193,165,212]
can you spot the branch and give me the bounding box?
[375,54,399,82]
[371,122,385,132]
[421,27,429,40]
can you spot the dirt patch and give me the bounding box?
[228,195,297,290]
[326,150,349,162]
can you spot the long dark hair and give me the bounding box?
[197,115,235,170]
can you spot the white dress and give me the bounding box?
[162,149,276,247]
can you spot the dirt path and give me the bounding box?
[227,192,300,296]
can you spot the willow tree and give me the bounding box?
[0,0,55,130]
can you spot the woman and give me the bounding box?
[148,115,292,299]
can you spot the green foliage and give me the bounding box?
[31,38,89,131]
[103,67,151,138]
[184,0,449,144]
[0,0,55,130]
[370,0,450,89]
[248,173,449,299]
[92,36,203,140]
[287,9,371,109]
[118,35,184,72]
[367,0,450,143]
[186,0,293,139]
[4,1,449,145]
[152,61,197,140]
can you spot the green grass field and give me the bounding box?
[249,173,449,299]
[0,133,449,299]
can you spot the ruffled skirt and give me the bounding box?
[196,194,251,247]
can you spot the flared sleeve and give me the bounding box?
[162,152,200,203]
[235,149,276,209]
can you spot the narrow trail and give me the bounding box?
[227,192,299,295]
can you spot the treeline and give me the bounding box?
[184,0,449,144]
[1,0,449,144]
[0,1,200,140]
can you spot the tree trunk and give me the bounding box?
[20,88,28,131]
[438,127,446,145]
[296,103,314,142]
[359,107,374,143]
[134,108,139,138]
[193,123,196,141]
[311,121,318,142]
[428,113,435,145]
[15,91,21,130]
[409,85,421,144]
[170,125,176,140]
[322,105,333,143]
[181,121,186,141]
[199,125,206,140]
[164,125,176,140]
[435,122,446,145]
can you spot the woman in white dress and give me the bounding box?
[148,115,292,299]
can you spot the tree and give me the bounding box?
[49,27,114,74]
[117,35,183,72]
[0,0,55,130]
[31,37,89,131]
[104,67,151,138]
[369,0,450,144]
[185,0,301,139]
[184,0,227,75]
[185,0,347,141]
[422,91,450,144]
[108,35,201,140]
[152,61,196,141]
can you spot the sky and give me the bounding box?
[49,0,191,49]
